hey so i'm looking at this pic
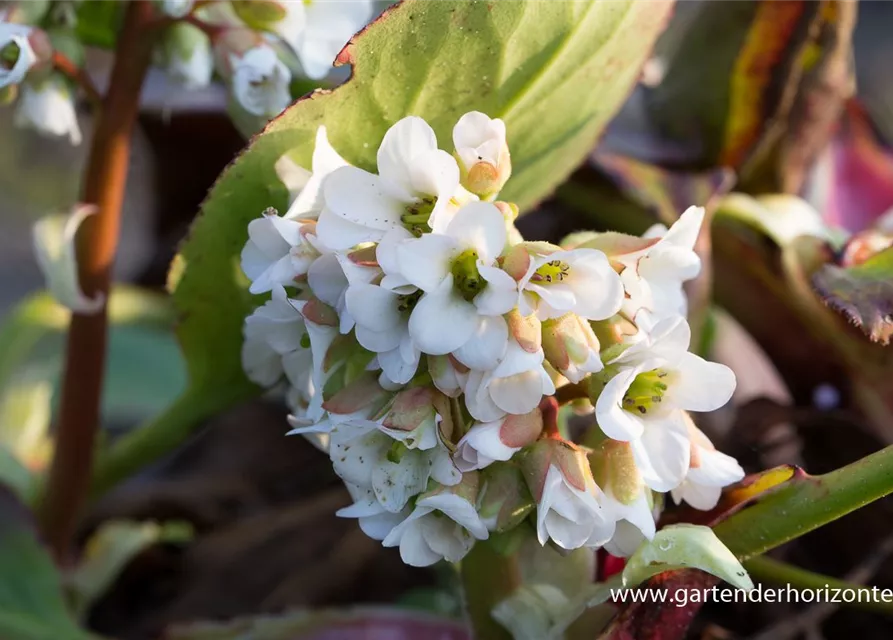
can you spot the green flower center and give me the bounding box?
[623,368,669,415]
[1,42,21,70]
[451,249,485,302]
[532,259,570,285]
[401,198,435,236]
[386,440,408,464]
[397,289,423,315]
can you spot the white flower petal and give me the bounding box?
[452,315,508,371]
[395,233,455,292]
[630,413,691,492]
[408,276,478,355]
[670,353,736,412]
[32,206,104,314]
[474,265,518,316]
[445,201,506,264]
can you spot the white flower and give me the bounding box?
[337,483,408,541]
[603,520,648,558]
[454,409,542,472]
[316,116,460,250]
[522,441,614,550]
[164,24,213,90]
[595,315,736,491]
[283,126,349,220]
[345,281,421,385]
[291,0,374,80]
[0,23,36,88]
[328,418,459,513]
[671,416,744,510]
[307,250,379,334]
[428,354,465,398]
[382,478,489,567]
[240,211,322,295]
[463,337,555,422]
[517,247,623,321]
[617,206,704,322]
[292,298,340,421]
[230,45,291,118]
[452,111,511,199]
[395,201,517,357]
[15,76,82,145]
[162,0,194,18]
[240,285,309,388]
[32,206,103,314]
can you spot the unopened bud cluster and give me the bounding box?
[1,0,374,144]
[239,111,744,566]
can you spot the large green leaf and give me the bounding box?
[157,0,674,465]
[0,486,94,640]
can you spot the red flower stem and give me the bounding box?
[37,0,156,563]
[539,395,561,439]
[52,51,102,105]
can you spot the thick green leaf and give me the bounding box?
[714,444,893,561]
[0,486,93,640]
[812,245,893,345]
[622,524,753,591]
[167,0,674,445]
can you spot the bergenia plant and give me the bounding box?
[2,1,893,640]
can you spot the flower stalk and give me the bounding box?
[460,541,519,640]
[37,0,156,563]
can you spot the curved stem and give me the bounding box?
[88,387,237,498]
[460,542,520,640]
[52,51,101,105]
[37,0,156,563]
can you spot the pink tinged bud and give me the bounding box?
[301,297,339,326]
[478,463,535,533]
[347,244,379,267]
[501,244,531,282]
[521,439,591,501]
[590,440,642,506]
[493,201,519,223]
[465,161,501,198]
[382,387,435,432]
[321,372,389,415]
[506,308,542,353]
[575,231,661,261]
[500,409,543,448]
[541,314,602,383]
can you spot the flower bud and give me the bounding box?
[505,308,541,353]
[541,313,603,384]
[159,22,213,90]
[230,0,308,63]
[454,409,543,472]
[478,463,535,533]
[379,387,440,450]
[452,111,511,200]
[15,73,82,144]
[520,439,613,550]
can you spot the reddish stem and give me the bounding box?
[52,51,101,105]
[539,395,561,439]
[38,0,156,563]
[553,382,588,406]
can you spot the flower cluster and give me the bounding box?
[1,0,373,144]
[239,112,744,567]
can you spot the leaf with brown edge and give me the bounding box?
[812,246,893,345]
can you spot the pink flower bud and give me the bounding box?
[541,313,603,383]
